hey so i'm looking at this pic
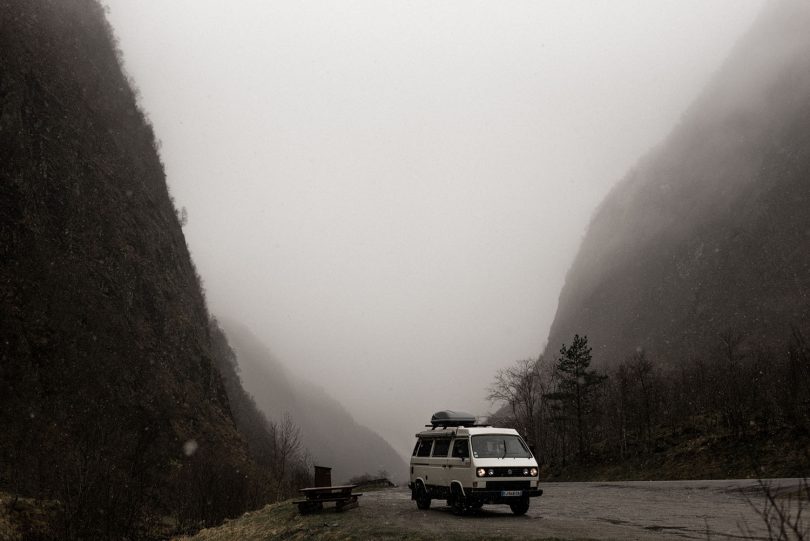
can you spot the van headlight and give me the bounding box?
[530,467,538,477]
[476,468,486,477]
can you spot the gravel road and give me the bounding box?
[361,479,804,540]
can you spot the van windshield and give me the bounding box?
[471,435,532,458]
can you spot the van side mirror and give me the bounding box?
[529,444,537,456]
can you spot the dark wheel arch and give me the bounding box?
[414,481,431,510]
[450,483,466,516]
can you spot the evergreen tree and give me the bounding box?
[546,334,606,462]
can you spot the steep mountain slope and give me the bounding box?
[545,0,810,366]
[0,1,274,536]
[222,321,408,483]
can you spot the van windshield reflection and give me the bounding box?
[471,435,532,458]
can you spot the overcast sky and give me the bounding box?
[104,0,764,457]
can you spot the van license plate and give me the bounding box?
[501,490,522,497]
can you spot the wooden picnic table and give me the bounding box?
[293,484,363,514]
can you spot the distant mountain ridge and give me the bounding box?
[222,321,408,484]
[544,0,810,366]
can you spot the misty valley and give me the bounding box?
[2,0,810,540]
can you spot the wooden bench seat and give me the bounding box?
[293,493,364,504]
[294,485,363,514]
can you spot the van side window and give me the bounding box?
[416,439,433,457]
[451,438,470,458]
[431,439,451,457]
[412,440,420,456]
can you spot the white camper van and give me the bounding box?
[408,411,542,515]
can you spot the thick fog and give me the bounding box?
[103,1,763,458]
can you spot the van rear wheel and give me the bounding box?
[509,497,530,516]
[415,483,431,510]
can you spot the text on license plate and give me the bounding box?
[501,490,522,497]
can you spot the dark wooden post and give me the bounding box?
[314,466,332,488]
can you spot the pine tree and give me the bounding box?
[546,334,606,462]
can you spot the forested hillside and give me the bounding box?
[221,321,408,484]
[545,0,810,368]
[0,1,292,538]
[492,0,810,477]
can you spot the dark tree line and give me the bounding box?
[0,318,312,541]
[490,330,810,473]
[489,334,607,466]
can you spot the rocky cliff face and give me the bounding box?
[0,1,269,535]
[545,0,810,366]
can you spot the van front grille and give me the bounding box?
[488,467,532,477]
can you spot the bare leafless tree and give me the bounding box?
[487,357,547,449]
[745,478,809,541]
[272,412,303,499]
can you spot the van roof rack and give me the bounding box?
[428,410,486,428]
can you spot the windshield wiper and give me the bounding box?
[501,439,507,459]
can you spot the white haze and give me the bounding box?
[104,1,764,460]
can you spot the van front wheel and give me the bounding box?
[509,498,530,516]
[415,483,431,510]
[450,485,466,516]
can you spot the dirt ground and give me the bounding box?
[182,479,806,540]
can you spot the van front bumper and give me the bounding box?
[467,487,543,503]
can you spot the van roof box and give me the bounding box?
[430,410,476,428]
